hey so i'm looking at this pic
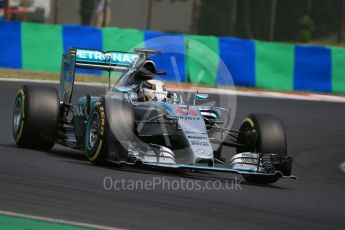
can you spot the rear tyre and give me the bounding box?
[12,85,60,150]
[237,113,290,184]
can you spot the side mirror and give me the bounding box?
[114,86,133,94]
[194,93,209,100]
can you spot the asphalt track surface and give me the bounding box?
[0,81,345,230]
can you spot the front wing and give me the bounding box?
[109,160,297,181]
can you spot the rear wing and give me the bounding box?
[60,48,156,104]
[75,48,140,72]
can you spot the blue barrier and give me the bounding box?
[0,20,21,69]
[0,20,343,93]
[217,37,255,87]
[63,24,103,75]
[144,31,186,82]
[294,45,332,93]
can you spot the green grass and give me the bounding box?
[0,68,222,88]
[0,68,110,83]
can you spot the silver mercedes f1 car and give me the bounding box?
[12,48,295,184]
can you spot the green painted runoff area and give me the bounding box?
[0,214,91,230]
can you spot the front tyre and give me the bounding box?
[237,113,291,184]
[85,102,109,165]
[237,113,287,155]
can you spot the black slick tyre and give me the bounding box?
[237,113,290,184]
[12,85,60,150]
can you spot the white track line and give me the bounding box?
[187,88,345,103]
[340,162,345,173]
[0,210,123,230]
[1,77,345,103]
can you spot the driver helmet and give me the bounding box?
[139,80,167,102]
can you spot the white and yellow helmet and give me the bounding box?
[139,80,167,102]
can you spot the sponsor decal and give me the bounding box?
[184,131,207,135]
[73,105,84,117]
[241,153,259,159]
[191,141,209,146]
[178,116,200,121]
[241,158,258,164]
[175,107,198,116]
[76,49,139,66]
[187,136,208,140]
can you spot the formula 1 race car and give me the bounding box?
[12,48,295,184]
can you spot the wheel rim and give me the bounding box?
[13,97,22,135]
[87,112,100,150]
[238,118,257,153]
